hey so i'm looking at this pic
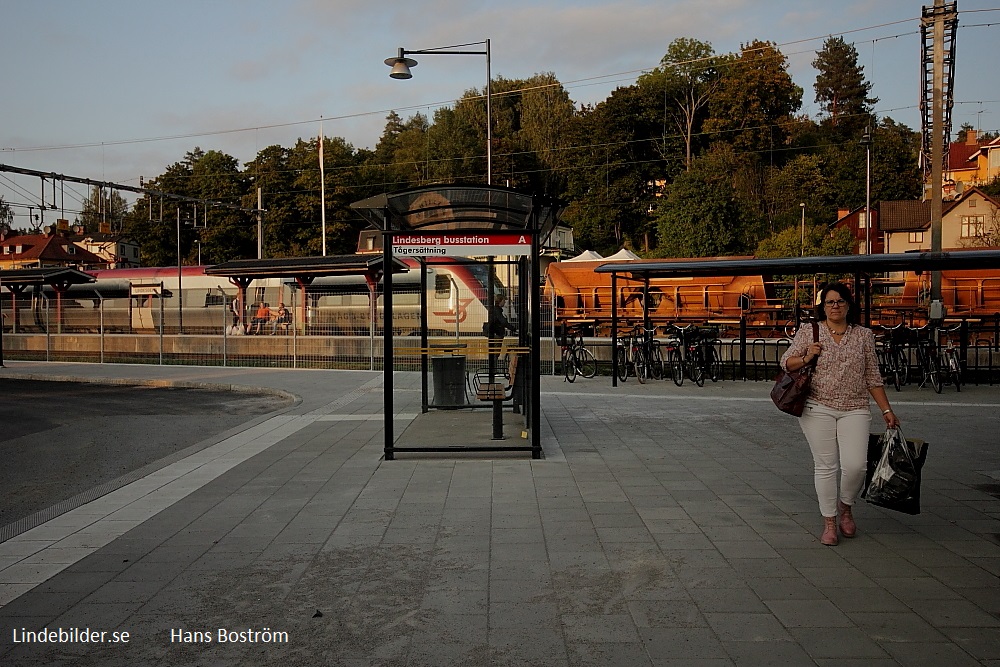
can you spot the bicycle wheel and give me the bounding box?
[669,349,684,386]
[649,345,663,380]
[706,347,722,382]
[690,348,706,387]
[577,347,597,379]
[894,348,910,386]
[949,353,961,392]
[634,347,647,384]
[616,345,628,381]
[928,354,942,393]
[563,349,577,383]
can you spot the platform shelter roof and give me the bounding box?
[0,267,96,289]
[350,184,565,240]
[204,254,407,280]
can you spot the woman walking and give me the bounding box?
[780,282,900,546]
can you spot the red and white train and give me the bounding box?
[8,257,508,335]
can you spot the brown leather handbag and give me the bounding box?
[770,322,819,417]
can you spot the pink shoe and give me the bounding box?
[838,501,856,538]
[821,517,838,546]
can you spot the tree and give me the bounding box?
[704,40,802,155]
[655,148,745,258]
[812,37,877,137]
[562,85,667,253]
[638,38,721,170]
[755,223,854,259]
[78,186,129,233]
[0,195,14,231]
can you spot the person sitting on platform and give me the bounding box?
[250,302,270,335]
[270,303,290,334]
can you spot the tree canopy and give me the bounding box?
[101,35,928,265]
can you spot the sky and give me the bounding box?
[1,0,998,224]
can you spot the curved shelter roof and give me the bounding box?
[350,184,565,240]
[0,267,96,289]
[204,254,407,279]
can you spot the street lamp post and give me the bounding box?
[861,129,872,254]
[385,40,492,184]
[800,203,806,256]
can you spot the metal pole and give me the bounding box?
[800,203,805,256]
[865,135,872,254]
[257,188,263,259]
[177,207,183,333]
[486,38,492,185]
[930,0,945,303]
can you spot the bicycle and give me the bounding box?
[665,324,720,387]
[912,324,942,393]
[938,324,962,392]
[561,330,597,383]
[874,322,909,391]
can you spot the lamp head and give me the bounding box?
[385,48,417,79]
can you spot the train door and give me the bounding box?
[130,283,163,331]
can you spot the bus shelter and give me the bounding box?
[351,184,565,459]
[596,249,1000,386]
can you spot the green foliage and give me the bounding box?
[638,38,720,170]
[78,187,129,233]
[0,195,16,229]
[655,148,745,258]
[755,223,854,258]
[812,37,877,137]
[704,40,802,154]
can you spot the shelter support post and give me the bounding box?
[383,229,394,460]
[611,272,618,387]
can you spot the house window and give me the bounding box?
[961,215,986,238]
[969,198,977,208]
[908,232,924,244]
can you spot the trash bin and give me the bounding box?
[432,355,467,408]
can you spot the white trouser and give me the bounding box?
[797,400,871,517]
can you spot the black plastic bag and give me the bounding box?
[862,427,928,515]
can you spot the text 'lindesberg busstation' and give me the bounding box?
[390,233,531,256]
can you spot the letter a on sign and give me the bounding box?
[519,236,526,243]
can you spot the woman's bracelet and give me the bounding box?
[882,408,893,415]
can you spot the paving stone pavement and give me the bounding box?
[1,360,999,666]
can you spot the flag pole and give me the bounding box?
[319,119,327,256]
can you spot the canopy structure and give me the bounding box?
[565,249,604,262]
[1,268,97,338]
[351,183,564,239]
[351,184,567,460]
[604,248,641,261]
[205,254,407,279]
[205,254,408,332]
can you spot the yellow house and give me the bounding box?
[945,130,1000,188]
[879,187,1000,253]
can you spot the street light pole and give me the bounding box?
[861,128,872,254]
[800,203,806,256]
[385,40,492,184]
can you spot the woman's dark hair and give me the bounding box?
[816,282,860,324]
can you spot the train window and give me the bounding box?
[435,274,451,299]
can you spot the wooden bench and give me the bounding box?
[473,354,519,401]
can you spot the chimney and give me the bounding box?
[967,129,978,146]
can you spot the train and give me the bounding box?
[2,257,508,336]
